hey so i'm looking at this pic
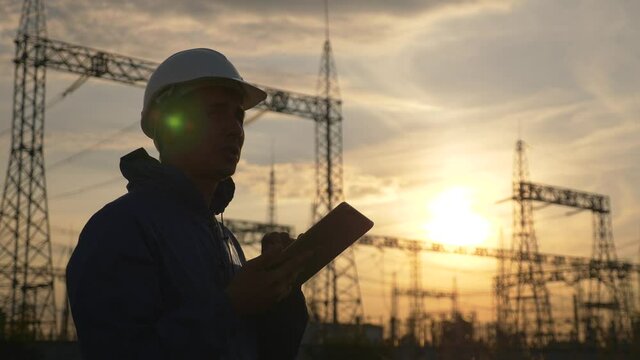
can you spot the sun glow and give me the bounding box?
[423,187,491,246]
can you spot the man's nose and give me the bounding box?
[222,113,244,139]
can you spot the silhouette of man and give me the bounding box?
[66,48,309,359]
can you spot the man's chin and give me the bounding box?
[214,165,236,179]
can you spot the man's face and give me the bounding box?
[159,85,245,180]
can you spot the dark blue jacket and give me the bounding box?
[66,148,308,359]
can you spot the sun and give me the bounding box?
[423,187,491,247]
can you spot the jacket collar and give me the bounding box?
[119,148,235,218]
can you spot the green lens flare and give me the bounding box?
[166,114,184,132]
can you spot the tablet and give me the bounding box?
[280,202,374,286]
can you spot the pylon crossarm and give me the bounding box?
[18,35,342,122]
[257,87,340,121]
[17,35,155,86]
[223,219,293,247]
[358,234,640,273]
[519,182,610,213]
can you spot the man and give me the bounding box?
[66,48,310,359]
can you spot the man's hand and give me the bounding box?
[225,233,309,316]
[261,232,296,255]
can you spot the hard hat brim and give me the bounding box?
[141,77,267,139]
[168,76,267,110]
[241,81,268,110]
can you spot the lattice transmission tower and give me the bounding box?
[511,181,634,347]
[0,0,366,339]
[305,0,364,325]
[581,190,633,346]
[0,0,57,339]
[497,139,634,352]
[499,140,556,350]
[268,145,276,226]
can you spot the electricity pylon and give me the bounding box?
[268,144,276,226]
[0,0,57,339]
[0,0,365,339]
[305,0,364,326]
[499,140,556,352]
[496,139,634,352]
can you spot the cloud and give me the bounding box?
[2,0,640,324]
[233,159,315,201]
[45,128,148,153]
[232,156,402,205]
[0,0,512,64]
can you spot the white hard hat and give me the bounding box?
[141,48,267,139]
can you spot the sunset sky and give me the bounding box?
[0,0,639,327]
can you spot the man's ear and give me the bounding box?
[148,110,162,152]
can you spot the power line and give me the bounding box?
[46,74,90,109]
[42,105,261,175]
[617,239,639,251]
[0,75,91,138]
[50,175,122,200]
[46,121,139,172]
[50,225,79,237]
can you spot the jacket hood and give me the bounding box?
[119,148,235,216]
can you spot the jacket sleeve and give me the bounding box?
[225,226,308,359]
[66,205,237,359]
[255,287,309,360]
[66,206,164,359]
